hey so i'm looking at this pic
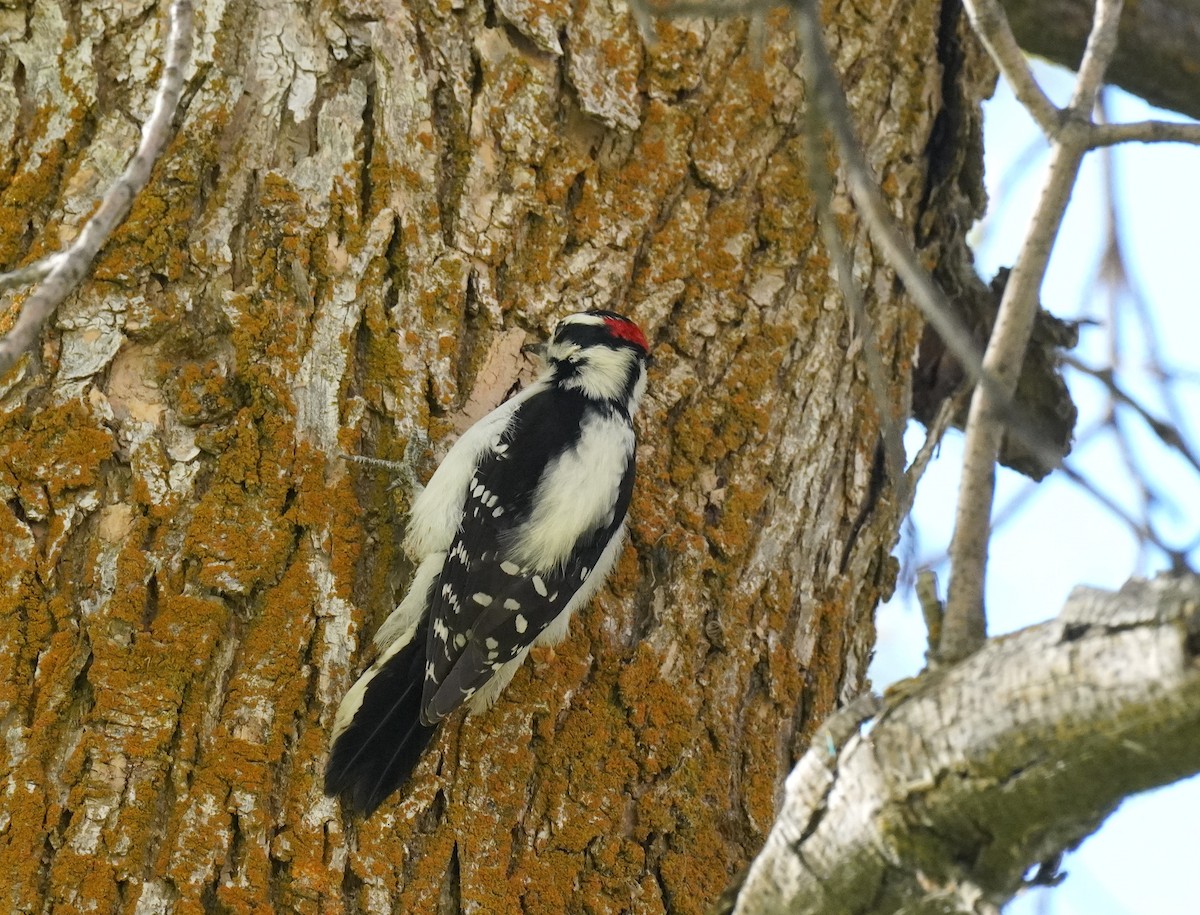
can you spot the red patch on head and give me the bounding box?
[604,316,649,353]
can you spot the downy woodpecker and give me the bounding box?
[325,310,650,815]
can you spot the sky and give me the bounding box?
[869,61,1200,914]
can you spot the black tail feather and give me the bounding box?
[324,621,437,816]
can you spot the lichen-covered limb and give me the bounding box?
[729,573,1200,915]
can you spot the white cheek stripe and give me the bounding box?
[560,347,642,403]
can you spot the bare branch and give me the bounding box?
[968,0,1200,153]
[1001,0,1200,121]
[940,127,1088,657]
[961,0,1062,136]
[1089,118,1200,147]
[942,0,1124,662]
[0,0,194,378]
[729,573,1200,915]
[788,2,992,403]
[1066,0,1124,114]
[0,257,59,294]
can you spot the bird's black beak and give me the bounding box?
[522,340,547,360]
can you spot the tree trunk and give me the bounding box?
[0,0,981,911]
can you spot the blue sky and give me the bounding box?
[870,62,1200,913]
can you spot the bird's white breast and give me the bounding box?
[508,410,634,572]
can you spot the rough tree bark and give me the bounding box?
[0,0,983,912]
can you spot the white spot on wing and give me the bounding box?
[532,575,547,597]
[515,614,528,634]
[504,598,521,610]
[472,592,493,606]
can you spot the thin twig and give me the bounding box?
[1093,112,1162,566]
[0,0,194,378]
[1067,0,1125,114]
[0,257,60,294]
[1089,119,1200,148]
[802,108,907,505]
[902,394,965,520]
[911,421,1109,574]
[1090,111,1198,484]
[1059,463,1188,568]
[1072,359,1200,475]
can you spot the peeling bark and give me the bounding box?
[0,0,972,911]
[728,574,1200,915]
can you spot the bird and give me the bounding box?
[325,309,651,815]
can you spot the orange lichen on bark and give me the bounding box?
[690,49,774,191]
[93,109,230,291]
[291,440,365,594]
[0,0,948,905]
[183,408,295,594]
[630,186,709,294]
[0,104,88,267]
[212,172,317,382]
[757,137,820,262]
[157,549,331,913]
[572,101,692,243]
[1,398,116,501]
[169,358,239,425]
[642,19,708,98]
[354,294,408,409]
